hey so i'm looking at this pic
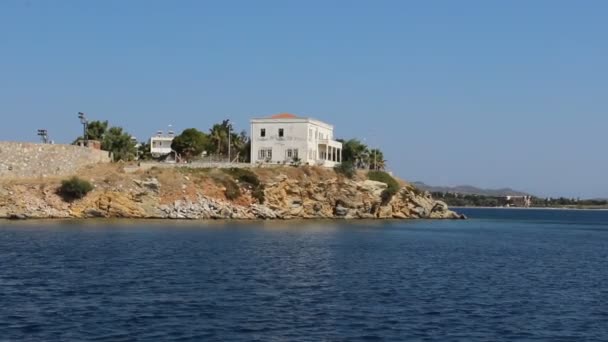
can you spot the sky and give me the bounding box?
[1,0,607,198]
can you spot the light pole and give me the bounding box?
[78,112,88,146]
[227,119,231,163]
[37,129,48,144]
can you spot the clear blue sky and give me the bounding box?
[1,0,606,198]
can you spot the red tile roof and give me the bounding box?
[270,113,298,119]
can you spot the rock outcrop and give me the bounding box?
[0,165,464,220]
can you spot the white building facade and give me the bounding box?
[250,113,343,167]
[150,130,175,157]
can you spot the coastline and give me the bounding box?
[452,206,608,211]
[0,164,465,221]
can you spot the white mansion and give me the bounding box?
[250,113,343,167]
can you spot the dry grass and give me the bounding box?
[1,164,407,208]
[252,166,338,183]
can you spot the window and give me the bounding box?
[258,148,272,160]
[287,149,298,159]
[278,128,284,137]
[260,128,266,137]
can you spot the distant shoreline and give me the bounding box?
[452,206,608,211]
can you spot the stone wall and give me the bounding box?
[124,161,281,173]
[0,142,111,179]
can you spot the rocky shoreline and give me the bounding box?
[0,165,465,221]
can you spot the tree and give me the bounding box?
[102,126,137,161]
[137,141,153,161]
[341,139,370,169]
[368,148,386,171]
[240,138,251,163]
[230,130,250,162]
[171,128,209,160]
[86,120,109,141]
[209,120,231,156]
[339,138,387,170]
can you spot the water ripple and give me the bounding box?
[1,211,607,341]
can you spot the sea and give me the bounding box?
[0,208,607,341]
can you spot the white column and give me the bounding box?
[338,148,341,163]
[326,145,329,160]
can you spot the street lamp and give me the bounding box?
[227,119,232,163]
[37,129,48,144]
[78,112,88,146]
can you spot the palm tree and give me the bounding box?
[229,130,249,162]
[72,120,109,144]
[340,139,387,170]
[341,139,367,168]
[368,148,386,170]
[209,120,230,156]
[87,120,109,141]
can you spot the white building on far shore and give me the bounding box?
[250,113,343,167]
[150,129,175,157]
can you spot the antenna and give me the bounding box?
[37,129,49,144]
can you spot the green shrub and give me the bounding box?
[252,187,265,204]
[334,161,356,179]
[290,157,302,167]
[368,171,400,204]
[223,178,241,200]
[209,172,241,200]
[380,189,395,204]
[224,168,260,187]
[218,168,269,203]
[59,177,94,200]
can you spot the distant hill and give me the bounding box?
[412,182,532,197]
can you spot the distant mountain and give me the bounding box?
[412,182,532,197]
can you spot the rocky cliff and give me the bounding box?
[0,164,463,220]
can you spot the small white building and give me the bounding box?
[250,113,343,167]
[150,130,175,157]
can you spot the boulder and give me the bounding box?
[431,201,449,213]
[134,178,161,194]
[392,212,408,219]
[251,204,279,219]
[8,213,27,220]
[359,180,388,197]
[414,206,429,218]
[83,208,105,218]
[334,204,349,217]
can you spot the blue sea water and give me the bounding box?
[0,209,607,341]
